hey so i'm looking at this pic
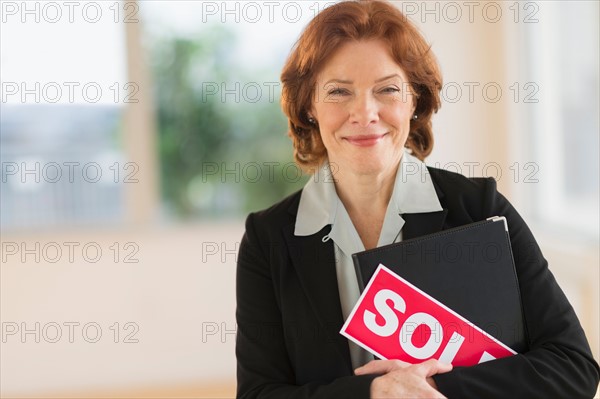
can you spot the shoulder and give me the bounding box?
[238,190,303,269]
[426,166,501,221]
[426,166,533,238]
[243,189,302,237]
[427,166,496,194]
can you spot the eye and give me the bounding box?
[380,86,400,94]
[327,88,349,96]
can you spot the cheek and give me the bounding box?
[383,104,412,128]
[319,104,348,133]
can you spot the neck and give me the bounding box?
[331,157,401,218]
[325,152,404,250]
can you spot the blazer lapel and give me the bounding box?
[401,210,448,240]
[402,168,449,239]
[282,223,353,373]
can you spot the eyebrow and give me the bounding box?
[324,74,402,85]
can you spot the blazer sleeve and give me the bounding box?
[433,177,600,398]
[235,212,377,399]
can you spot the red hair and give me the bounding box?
[280,0,443,173]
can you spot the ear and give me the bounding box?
[307,106,318,124]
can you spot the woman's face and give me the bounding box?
[310,39,416,176]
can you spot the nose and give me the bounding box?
[349,92,379,127]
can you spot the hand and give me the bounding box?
[355,359,452,399]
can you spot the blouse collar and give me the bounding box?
[294,148,443,238]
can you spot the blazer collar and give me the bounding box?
[294,149,444,237]
[288,162,448,240]
[401,209,449,240]
[401,167,448,239]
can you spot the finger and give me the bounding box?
[354,359,410,375]
[416,359,453,377]
[436,361,453,374]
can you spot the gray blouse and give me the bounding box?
[294,148,444,370]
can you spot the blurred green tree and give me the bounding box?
[150,26,307,219]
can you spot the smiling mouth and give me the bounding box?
[343,133,388,147]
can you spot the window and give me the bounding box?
[1,2,129,229]
[526,1,599,237]
[138,1,321,219]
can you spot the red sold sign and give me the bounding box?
[340,264,516,367]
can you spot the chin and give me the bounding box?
[347,158,388,175]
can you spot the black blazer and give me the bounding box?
[236,167,599,399]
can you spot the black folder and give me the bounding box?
[352,216,528,353]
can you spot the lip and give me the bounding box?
[343,133,388,147]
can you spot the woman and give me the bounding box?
[235,1,600,398]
